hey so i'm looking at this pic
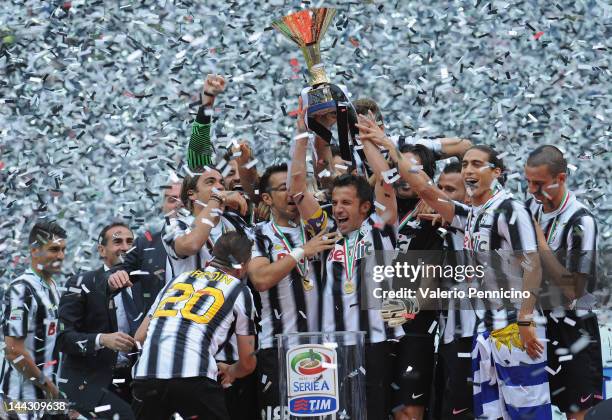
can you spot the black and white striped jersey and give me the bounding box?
[527,191,597,274]
[134,267,255,381]
[437,220,486,344]
[1,269,60,400]
[322,213,404,345]
[450,189,538,331]
[452,189,537,253]
[251,220,322,349]
[162,210,249,281]
[161,209,250,362]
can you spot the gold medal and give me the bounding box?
[344,282,354,294]
[302,277,314,291]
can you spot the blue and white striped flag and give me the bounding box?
[472,323,552,420]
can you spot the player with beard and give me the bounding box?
[358,117,550,420]
[248,163,337,420]
[289,100,403,419]
[525,145,601,420]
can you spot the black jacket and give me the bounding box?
[109,228,168,316]
[56,267,124,409]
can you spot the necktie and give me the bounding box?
[120,289,140,336]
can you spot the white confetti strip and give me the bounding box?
[94,405,111,413]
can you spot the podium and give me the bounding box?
[277,331,366,419]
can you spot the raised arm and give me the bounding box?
[438,137,473,159]
[358,115,397,221]
[172,195,224,257]
[187,74,226,170]
[233,141,260,203]
[288,97,327,233]
[357,117,456,223]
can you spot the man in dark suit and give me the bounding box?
[107,182,182,317]
[57,222,138,420]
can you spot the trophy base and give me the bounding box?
[307,84,336,116]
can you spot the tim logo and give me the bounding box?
[290,396,336,415]
[286,345,339,417]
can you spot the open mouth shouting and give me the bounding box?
[335,215,350,231]
[464,177,479,189]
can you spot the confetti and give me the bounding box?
[94,405,111,413]
[563,317,577,326]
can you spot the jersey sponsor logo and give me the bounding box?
[327,240,373,263]
[287,345,338,417]
[9,309,24,321]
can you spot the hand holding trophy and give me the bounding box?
[272,8,364,170]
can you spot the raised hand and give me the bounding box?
[202,74,226,106]
[355,113,393,150]
[220,190,249,216]
[232,141,252,166]
[296,96,308,134]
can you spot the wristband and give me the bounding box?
[289,247,305,263]
[517,321,534,327]
[203,91,216,98]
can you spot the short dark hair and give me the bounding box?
[259,163,288,194]
[353,98,383,125]
[526,145,567,176]
[465,144,506,186]
[180,175,200,211]
[442,161,462,174]
[29,220,67,247]
[399,144,436,179]
[212,231,253,268]
[331,173,373,204]
[98,222,131,246]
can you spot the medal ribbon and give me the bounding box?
[271,218,307,277]
[398,200,422,231]
[342,233,361,285]
[464,190,502,251]
[538,190,570,244]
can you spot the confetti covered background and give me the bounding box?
[0,0,610,282]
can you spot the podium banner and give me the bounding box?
[277,331,366,420]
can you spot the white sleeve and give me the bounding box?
[233,286,256,336]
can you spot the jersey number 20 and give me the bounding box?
[152,283,224,324]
